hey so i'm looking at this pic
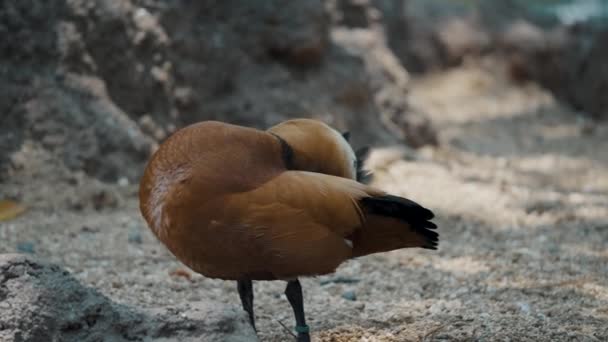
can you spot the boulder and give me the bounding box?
[0,254,257,342]
[2,0,433,183]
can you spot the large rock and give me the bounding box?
[327,0,438,147]
[0,254,257,342]
[517,27,608,120]
[0,0,155,182]
[362,0,608,120]
[2,0,433,183]
[571,29,608,119]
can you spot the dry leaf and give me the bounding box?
[0,200,26,222]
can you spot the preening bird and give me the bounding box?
[139,119,438,342]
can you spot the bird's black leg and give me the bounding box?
[285,279,310,342]
[237,279,256,332]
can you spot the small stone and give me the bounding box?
[91,190,118,211]
[174,87,194,107]
[150,66,168,83]
[128,230,143,244]
[16,241,35,254]
[517,301,531,315]
[118,177,129,187]
[81,225,99,233]
[342,291,357,301]
[287,40,326,66]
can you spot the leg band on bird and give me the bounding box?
[285,279,311,342]
[295,324,310,334]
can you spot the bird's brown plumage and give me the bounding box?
[139,119,437,281]
[268,119,357,180]
[269,119,438,257]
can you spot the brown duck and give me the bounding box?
[139,119,438,341]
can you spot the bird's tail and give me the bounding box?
[351,195,438,257]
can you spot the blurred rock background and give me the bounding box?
[3,0,606,184]
[1,1,607,341]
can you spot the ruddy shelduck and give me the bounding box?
[139,119,438,342]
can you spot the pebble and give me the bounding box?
[81,225,99,233]
[128,230,143,244]
[517,301,531,315]
[342,291,357,301]
[118,177,129,187]
[16,241,35,254]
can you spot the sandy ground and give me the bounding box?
[1,58,607,341]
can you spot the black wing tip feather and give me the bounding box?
[349,139,437,249]
[362,195,435,220]
[360,195,439,248]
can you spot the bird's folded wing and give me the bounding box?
[224,171,384,237]
[211,171,384,277]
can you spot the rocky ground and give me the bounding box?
[2,56,607,341]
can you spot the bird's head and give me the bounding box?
[268,119,371,182]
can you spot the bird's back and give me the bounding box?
[139,121,286,255]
